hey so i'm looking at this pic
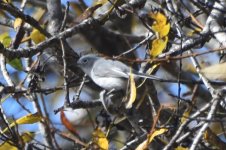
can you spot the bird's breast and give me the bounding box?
[90,72,127,91]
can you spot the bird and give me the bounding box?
[76,54,161,91]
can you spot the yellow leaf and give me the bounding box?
[138,64,160,88]
[136,128,168,150]
[22,28,45,44]
[187,28,202,36]
[148,128,168,144]
[153,22,170,38]
[32,8,45,21]
[150,37,168,58]
[94,0,108,5]
[181,108,191,123]
[30,28,45,44]
[2,113,42,133]
[15,113,42,124]
[3,0,11,3]
[1,94,10,103]
[201,62,226,81]
[151,22,170,38]
[126,68,137,109]
[71,2,83,16]
[0,132,35,150]
[92,128,108,150]
[149,12,170,38]
[149,12,168,27]
[21,132,35,143]
[0,141,17,150]
[183,64,196,73]
[14,18,23,30]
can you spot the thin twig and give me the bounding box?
[20,0,28,11]
[32,93,55,149]
[0,18,101,59]
[60,1,70,31]
[115,33,154,58]
[74,74,87,102]
[163,100,211,150]
[0,2,51,37]
[0,18,14,28]
[188,50,214,93]
[0,54,14,86]
[120,133,147,150]
[190,96,220,150]
[60,39,70,106]
[54,100,102,114]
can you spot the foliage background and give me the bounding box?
[1,0,226,150]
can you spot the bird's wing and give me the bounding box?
[92,59,130,78]
[92,58,162,81]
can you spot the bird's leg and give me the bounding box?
[106,88,116,95]
[99,90,113,114]
[100,89,121,114]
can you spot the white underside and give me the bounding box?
[91,71,127,90]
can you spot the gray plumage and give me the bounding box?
[77,54,161,90]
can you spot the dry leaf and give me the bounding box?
[71,2,83,16]
[201,62,226,81]
[136,128,168,150]
[126,68,137,109]
[187,27,202,36]
[138,64,159,88]
[60,110,77,135]
[203,128,226,149]
[75,4,102,23]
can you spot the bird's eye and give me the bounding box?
[82,59,88,64]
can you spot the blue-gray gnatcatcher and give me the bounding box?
[77,54,161,91]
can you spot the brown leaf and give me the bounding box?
[60,110,77,135]
[75,4,102,23]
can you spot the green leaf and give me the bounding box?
[0,33,23,70]
[8,58,23,71]
[0,32,11,47]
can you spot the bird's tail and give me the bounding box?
[133,72,164,81]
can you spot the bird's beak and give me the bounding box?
[76,60,81,67]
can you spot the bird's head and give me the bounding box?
[77,54,99,76]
